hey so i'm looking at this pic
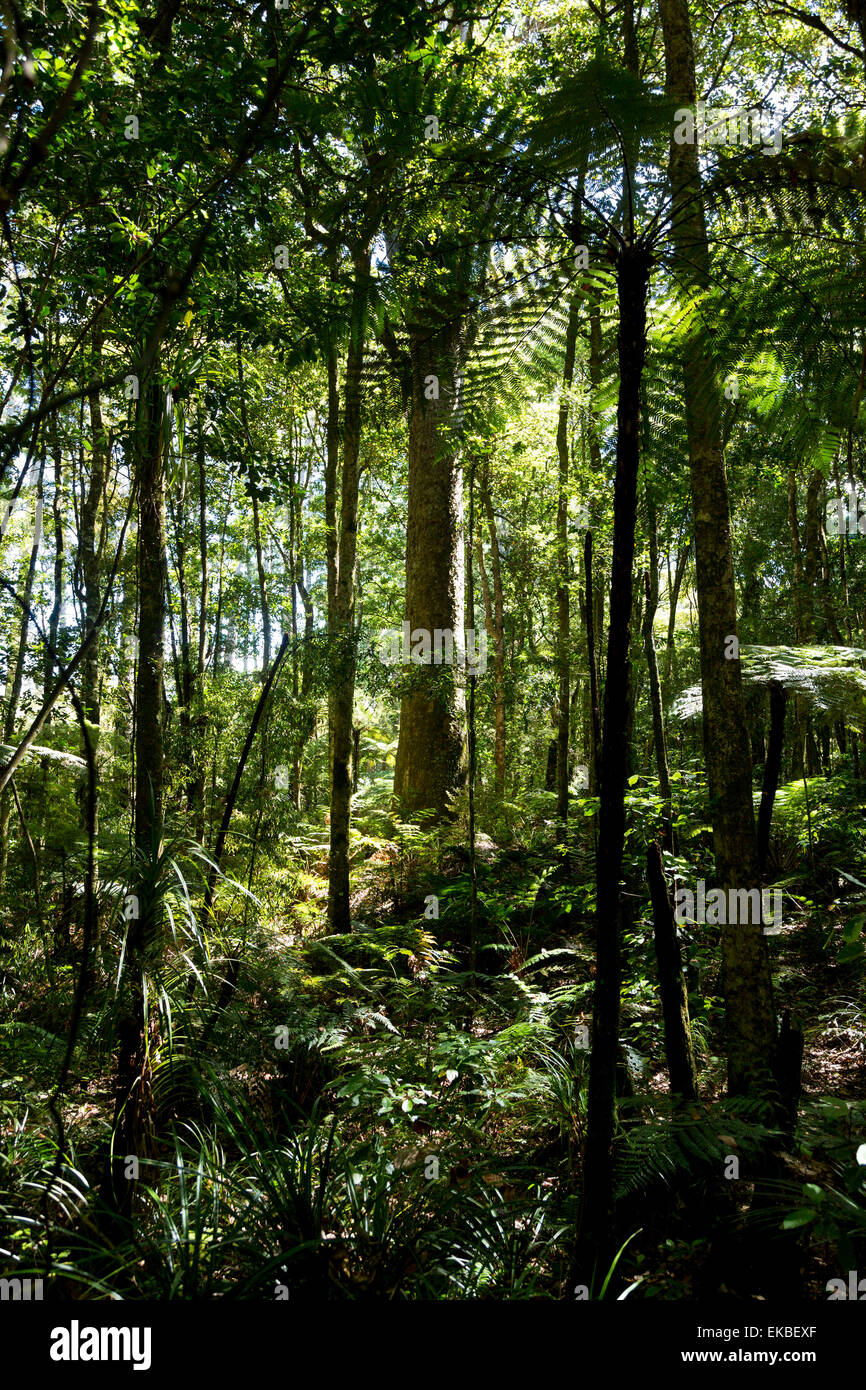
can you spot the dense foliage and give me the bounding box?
[0,0,864,1305]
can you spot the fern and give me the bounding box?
[612,1096,778,1201]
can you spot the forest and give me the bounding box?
[0,0,864,1325]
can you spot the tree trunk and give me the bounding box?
[663,536,690,696]
[555,291,581,840]
[325,340,339,783]
[38,433,65,851]
[658,0,779,1098]
[252,493,271,677]
[136,378,167,854]
[103,372,166,1222]
[392,315,467,818]
[583,532,602,793]
[188,404,209,838]
[757,681,787,876]
[647,842,698,1099]
[582,240,651,1259]
[786,469,807,777]
[328,248,370,933]
[642,567,673,849]
[79,346,107,846]
[478,468,506,795]
[0,480,42,885]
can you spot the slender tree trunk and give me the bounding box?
[466,454,479,978]
[818,488,843,645]
[477,469,506,795]
[103,373,166,1222]
[328,247,370,933]
[804,469,822,634]
[325,340,339,783]
[292,574,315,810]
[583,531,602,794]
[582,241,652,1262]
[647,842,698,1099]
[663,537,690,696]
[79,345,107,846]
[188,404,209,837]
[643,568,673,848]
[555,292,581,841]
[136,378,166,854]
[659,0,778,1098]
[45,437,64,704]
[786,468,808,777]
[0,482,42,885]
[38,434,65,851]
[252,493,271,677]
[758,681,787,876]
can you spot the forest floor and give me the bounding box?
[2,787,865,1299]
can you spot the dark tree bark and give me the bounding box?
[78,337,108,844]
[188,405,209,837]
[328,247,370,933]
[555,291,581,841]
[477,467,506,796]
[642,566,673,850]
[135,377,166,855]
[103,372,167,1223]
[757,681,787,876]
[583,531,602,793]
[647,842,698,1099]
[786,468,809,778]
[252,493,271,677]
[582,240,652,1258]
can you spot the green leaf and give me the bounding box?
[782,1208,817,1229]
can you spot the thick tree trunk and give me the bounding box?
[392,316,467,818]
[658,0,779,1098]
